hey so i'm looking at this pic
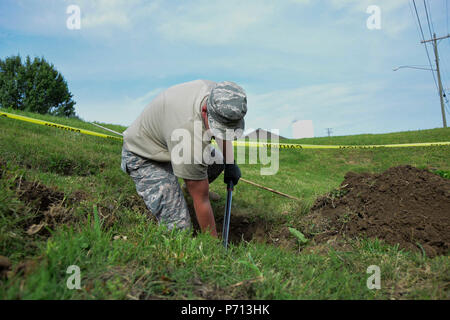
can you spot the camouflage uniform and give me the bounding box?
[121,147,224,230]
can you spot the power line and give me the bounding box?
[427,0,436,34]
[423,0,434,38]
[410,0,439,92]
[412,0,450,127]
[431,1,450,118]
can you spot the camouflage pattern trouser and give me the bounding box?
[121,147,224,230]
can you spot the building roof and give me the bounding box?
[241,128,287,141]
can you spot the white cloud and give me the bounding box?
[157,0,277,45]
[74,0,160,29]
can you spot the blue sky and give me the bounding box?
[1,0,449,138]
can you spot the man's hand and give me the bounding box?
[184,178,217,237]
[224,162,241,186]
[215,138,239,186]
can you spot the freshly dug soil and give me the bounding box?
[307,165,450,257]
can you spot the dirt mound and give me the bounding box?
[306,165,450,257]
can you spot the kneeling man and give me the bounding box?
[121,80,247,237]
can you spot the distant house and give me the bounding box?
[241,128,287,141]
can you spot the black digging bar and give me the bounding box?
[222,181,234,249]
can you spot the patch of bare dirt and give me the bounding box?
[17,179,65,212]
[303,165,450,257]
[11,176,89,236]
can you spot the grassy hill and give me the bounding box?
[1,108,449,299]
[284,127,450,145]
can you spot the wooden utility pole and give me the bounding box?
[421,33,449,128]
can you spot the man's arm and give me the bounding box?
[184,178,217,237]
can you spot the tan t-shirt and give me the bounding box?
[123,80,216,180]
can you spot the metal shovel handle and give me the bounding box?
[222,181,234,249]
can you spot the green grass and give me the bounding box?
[1,108,449,299]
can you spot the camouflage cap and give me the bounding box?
[206,81,247,140]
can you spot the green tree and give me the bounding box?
[0,55,76,117]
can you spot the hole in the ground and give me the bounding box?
[187,201,281,245]
[216,214,270,244]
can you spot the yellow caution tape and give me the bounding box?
[232,140,450,149]
[1,110,449,149]
[0,111,122,141]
